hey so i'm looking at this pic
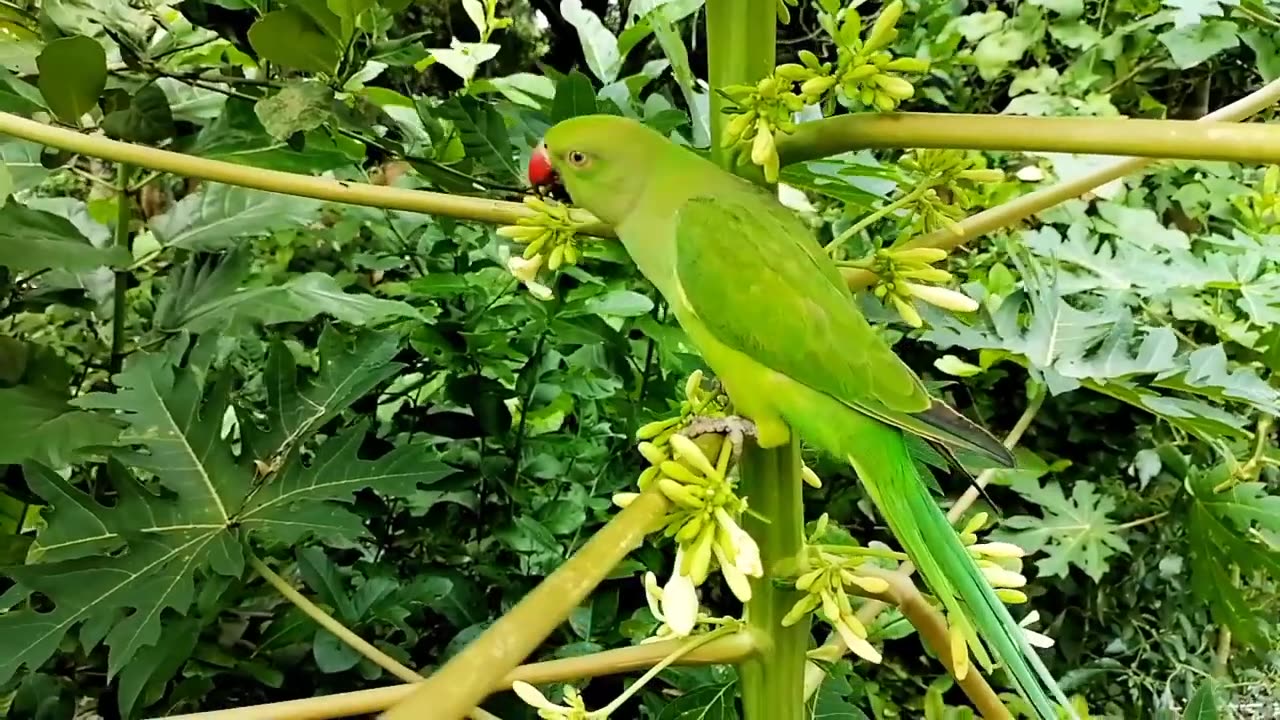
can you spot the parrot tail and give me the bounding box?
[845,423,1072,720]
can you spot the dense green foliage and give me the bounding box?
[0,0,1277,718]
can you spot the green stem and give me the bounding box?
[776,111,1280,166]
[109,164,133,375]
[705,3,806,719]
[706,0,778,169]
[738,440,807,720]
[825,183,929,254]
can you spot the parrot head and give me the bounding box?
[528,115,667,226]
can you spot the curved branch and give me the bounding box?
[776,111,1280,166]
[839,76,1280,289]
[0,112,614,237]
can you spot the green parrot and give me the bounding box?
[526,114,1070,718]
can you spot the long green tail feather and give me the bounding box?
[847,424,1072,720]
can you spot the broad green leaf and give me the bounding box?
[559,0,622,84]
[471,73,557,107]
[189,100,353,173]
[0,68,45,113]
[116,617,200,719]
[35,36,106,124]
[1241,28,1280,81]
[1159,20,1239,69]
[585,290,654,317]
[241,423,454,545]
[435,96,520,182]
[0,138,48,192]
[149,182,324,251]
[248,7,343,74]
[655,682,737,720]
[995,478,1129,581]
[1182,679,1220,720]
[1188,465,1280,650]
[0,204,129,272]
[552,70,598,121]
[244,328,404,463]
[1163,0,1228,29]
[254,82,336,140]
[0,384,119,468]
[154,77,228,123]
[176,272,422,331]
[102,84,176,144]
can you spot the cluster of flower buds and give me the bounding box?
[631,370,729,458]
[719,75,805,183]
[782,514,900,664]
[818,0,929,112]
[957,511,1032,604]
[897,149,1005,236]
[719,1,928,182]
[497,195,597,300]
[1233,165,1280,232]
[844,246,979,327]
[615,430,763,634]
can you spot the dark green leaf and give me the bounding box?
[655,683,737,720]
[0,383,120,468]
[102,84,175,144]
[149,182,323,252]
[36,36,106,123]
[1182,678,1220,720]
[551,70,597,122]
[435,96,520,183]
[254,82,336,140]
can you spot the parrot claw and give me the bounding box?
[680,415,758,464]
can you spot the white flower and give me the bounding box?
[506,255,555,300]
[901,282,980,313]
[1020,610,1056,649]
[511,681,590,719]
[662,548,700,637]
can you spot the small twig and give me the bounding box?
[825,183,930,254]
[247,553,423,684]
[1116,511,1169,530]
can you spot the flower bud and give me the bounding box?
[969,541,1028,559]
[884,56,930,73]
[889,247,948,264]
[782,592,821,626]
[751,125,775,167]
[867,0,904,51]
[875,74,915,100]
[798,49,822,68]
[801,75,837,98]
[949,621,970,680]
[637,440,667,464]
[670,434,719,479]
[612,492,639,508]
[775,63,811,81]
[902,282,979,312]
[889,293,923,328]
[958,168,1005,183]
[845,63,879,82]
[801,465,823,488]
[981,566,1027,588]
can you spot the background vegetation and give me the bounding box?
[0,0,1278,717]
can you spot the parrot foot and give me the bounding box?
[680,415,758,465]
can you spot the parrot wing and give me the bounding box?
[672,193,1013,467]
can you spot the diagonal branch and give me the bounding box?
[839,76,1280,290]
[380,489,670,720]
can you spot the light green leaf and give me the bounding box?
[933,354,984,377]
[996,478,1129,581]
[0,139,46,192]
[427,40,500,81]
[0,204,130,272]
[35,36,106,124]
[189,100,352,174]
[1241,28,1280,81]
[1159,20,1239,69]
[1163,0,1227,29]
[585,290,654,317]
[149,182,324,251]
[254,82,335,140]
[435,95,520,182]
[560,0,622,83]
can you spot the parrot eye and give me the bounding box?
[567,150,590,167]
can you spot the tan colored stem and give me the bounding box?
[156,632,756,720]
[0,112,613,237]
[247,554,423,685]
[839,76,1280,289]
[804,389,1045,707]
[861,568,1013,720]
[380,489,669,720]
[778,112,1280,165]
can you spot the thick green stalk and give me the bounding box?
[738,440,808,720]
[706,3,807,719]
[109,164,133,375]
[707,0,777,168]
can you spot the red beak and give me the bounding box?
[528,142,556,188]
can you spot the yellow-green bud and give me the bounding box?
[866,0,904,51]
[775,63,811,82]
[798,49,822,68]
[875,74,915,100]
[637,417,677,440]
[751,125,775,167]
[884,56,929,73]
[845,64,879,82]
[801,75,837,98]
[781,592,822,626]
